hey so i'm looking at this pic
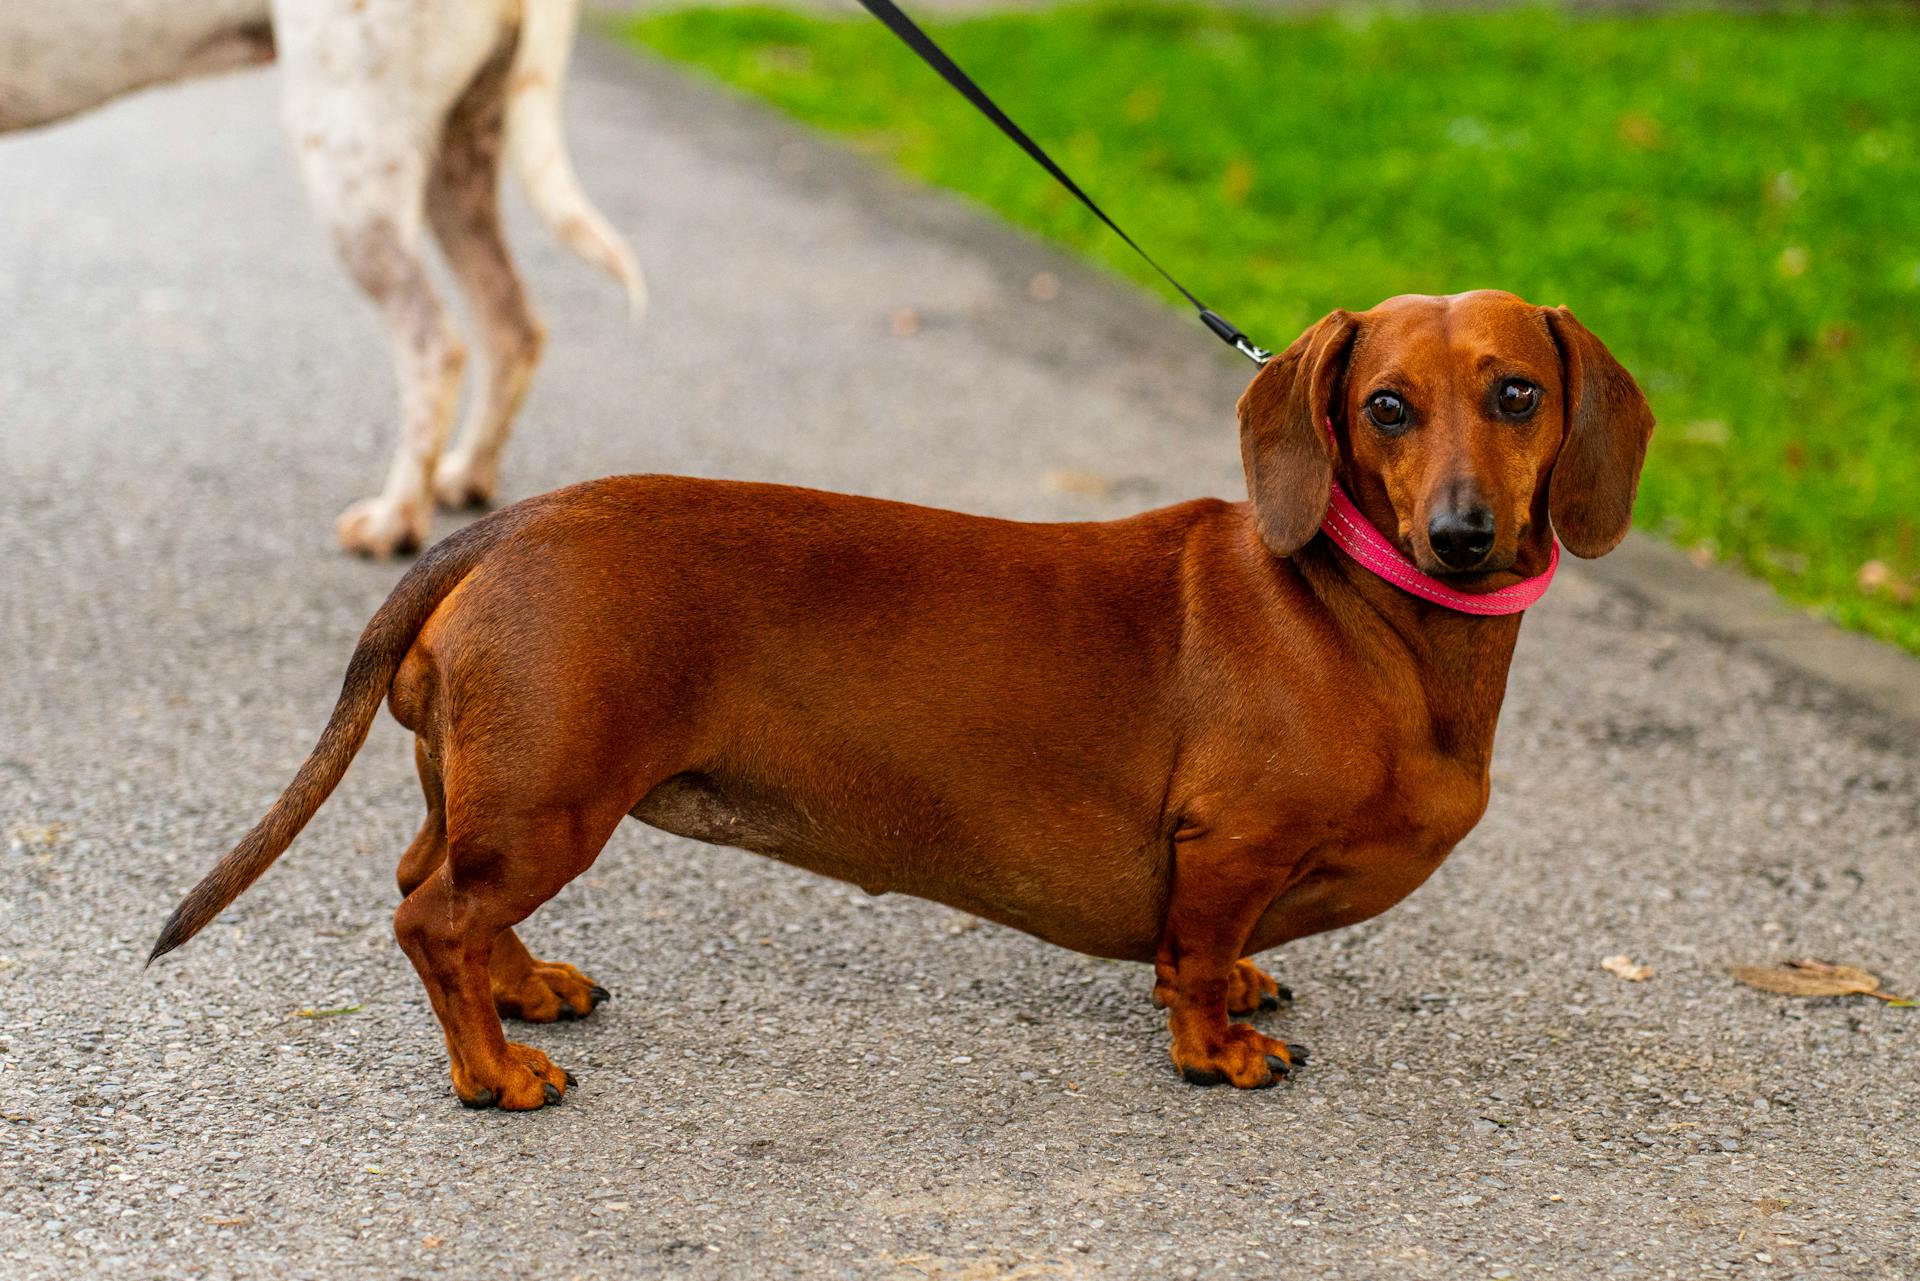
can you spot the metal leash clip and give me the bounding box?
[1199,310,1273,366]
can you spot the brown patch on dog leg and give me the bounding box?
[427,36,545,512]
[177,21,276,82]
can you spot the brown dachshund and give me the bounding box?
[151,290,1654,1109]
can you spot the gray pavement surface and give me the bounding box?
[4,39,1919,1281]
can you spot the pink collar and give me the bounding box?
[1316,419,1558,616]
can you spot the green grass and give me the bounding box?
[622,4,1920,653]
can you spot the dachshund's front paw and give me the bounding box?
[1170,1024,1303,1090]
[336,496,428,558]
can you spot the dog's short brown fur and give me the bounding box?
[152,291,1654,1108]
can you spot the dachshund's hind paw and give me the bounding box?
[492,957,609,1024]
[1170,1024,1300,1090]
[453,1042,572,1111]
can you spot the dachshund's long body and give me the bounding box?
[153,291,1654,1107]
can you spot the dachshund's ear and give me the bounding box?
[1238,310,1357,556]
[1543,307,1655,558]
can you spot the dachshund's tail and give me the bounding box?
[147,515,512,965]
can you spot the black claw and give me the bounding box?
[589,985,612,1003]
[1286,1043,1310,1065]
[460,1088,498,1110]
[1264,1054,1293,1077]
[564,1070,578,1087]
[1180,1065,1226,1088]
[556,1003,580,1022]
[1274,984,1295,1002]
[1258,992,1282,1012]
[543,1082,563,1105]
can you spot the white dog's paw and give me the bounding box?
[336,496,429,558]
[433,450,498,511]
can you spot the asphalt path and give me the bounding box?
[2,40,1916,1280]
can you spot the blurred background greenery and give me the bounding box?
[623,4,1920,652]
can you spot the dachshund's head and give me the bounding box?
[1237,290,1655,578]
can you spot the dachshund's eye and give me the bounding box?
[1497,379,1539,418]
[1365,391,1408,432]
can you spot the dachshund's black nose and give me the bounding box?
[1428,507,1496,571]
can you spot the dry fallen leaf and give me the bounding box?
[1602,954,1653,982]
[1856,560,1917,604]
[1857,560,1893,592]
[1617,112,1664,150]
[1043,469,1113,498]
[293,1003,362,1019]
[8,821,70,851]
[1729,959,1913,1006]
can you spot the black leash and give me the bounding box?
[850,0,1272,366]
